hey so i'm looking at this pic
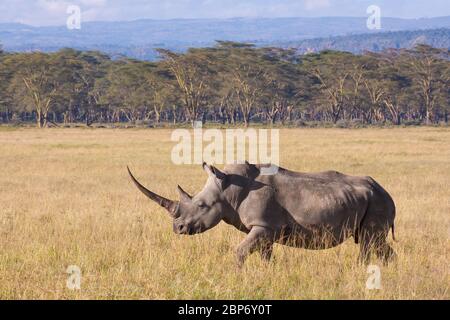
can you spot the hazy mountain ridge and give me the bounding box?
[1,16,449,60]
[284,28,450,54]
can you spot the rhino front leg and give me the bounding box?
[236,226,274,267]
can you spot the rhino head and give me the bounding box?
[127,163,233,235]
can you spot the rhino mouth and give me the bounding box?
[188,224,207,235]
[174,223,205,235]
[186,225,205,235]
[177,229,202,235]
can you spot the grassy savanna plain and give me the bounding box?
[0,127,449,299]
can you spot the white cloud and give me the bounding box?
[80,0,107,6]
[37,0,71,13]
[304,0,331,10]
[0,0,448,26]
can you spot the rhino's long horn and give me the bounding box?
[127,167,178,216]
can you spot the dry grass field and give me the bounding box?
[0,127,449,299]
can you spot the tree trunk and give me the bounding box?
[243,114,249,127]
[36,111,45,128]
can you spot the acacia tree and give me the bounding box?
[144,68,178,124]
[205,42,260,125]
[47,49,110,125]
[8,53,61,128]
[437,61,450,123]
[346,64,369,122]
[101,59,156,122]
[303,51,354,123]
[382,68,409,125]
[0,49,14,122]
[364,50,410,125]
[363,79,385,123]
[0,43,449,126]
[401,45,449,124]
[259,56,300,125]
[260,74,291,125]
[231,64,267,127]
[72,51,110,125]
[157,49,212,126]
[311,69,348,123]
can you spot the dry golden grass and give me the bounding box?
[0,127,449,299]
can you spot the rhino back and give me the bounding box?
[258,169,374,229]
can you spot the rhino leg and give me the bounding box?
[236,226,274,267]
[374,239,396,264]
[358,228,396,265]
[357,198,396,265]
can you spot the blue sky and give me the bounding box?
[1,0,449,26]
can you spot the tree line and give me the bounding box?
[0,42,448,128]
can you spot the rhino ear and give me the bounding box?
[177,185,192,202]
[203,162,227,180]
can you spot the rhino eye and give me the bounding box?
[197,202,207,208]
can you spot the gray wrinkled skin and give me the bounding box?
[128,162,396,267]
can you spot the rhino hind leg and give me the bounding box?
[375,240,396,264]
[358,227,396,265]
[357,196,396,265]
[236,226,274,267]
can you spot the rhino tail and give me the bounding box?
[391,222,397,242]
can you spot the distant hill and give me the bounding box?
[1,16,449,60]
[285,28,450,54]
